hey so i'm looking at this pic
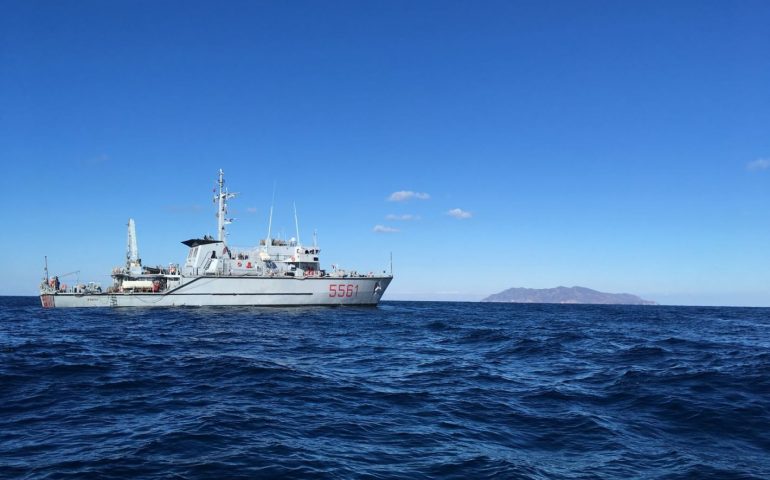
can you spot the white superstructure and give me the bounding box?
[40,170,392,308]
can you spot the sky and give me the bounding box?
[1,1,769,305]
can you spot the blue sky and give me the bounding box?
[2,1,769,305]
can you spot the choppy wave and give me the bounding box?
[1,298,769,479]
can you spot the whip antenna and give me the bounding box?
[293,202,301,246]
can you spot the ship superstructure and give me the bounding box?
[40,170,392,307]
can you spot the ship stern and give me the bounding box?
[40,294,55,308]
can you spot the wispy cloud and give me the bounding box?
[245,207,258,214]
[386,214,420,221]
[373,225,399,233]
[747,158,770,171]
[447,208,472,219]
[388,190,430,202]
[165,204,205,214]
[80,153,110,168]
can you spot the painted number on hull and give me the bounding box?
[329,284,358,298]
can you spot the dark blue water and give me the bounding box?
[1,297,769,479]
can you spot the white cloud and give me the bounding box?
[747,158,770,171]
[447,208,472,219]
[388,190,430,202]
[386,214,420,221]
[245,207,258,214]
[373,225,399,233]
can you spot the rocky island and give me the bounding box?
[482,286,656,305]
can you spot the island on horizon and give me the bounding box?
[482,286,657,305]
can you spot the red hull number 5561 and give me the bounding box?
[329,284,359,298]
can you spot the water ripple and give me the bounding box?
[1,298,769,478]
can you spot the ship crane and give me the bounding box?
[54,270,81,286]
[57,270,80,278]
[126,219,142,276]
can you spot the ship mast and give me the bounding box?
[214,169,236,246]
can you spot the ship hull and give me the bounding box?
[40,276,392,308]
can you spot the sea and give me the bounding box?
[1,297,768,479]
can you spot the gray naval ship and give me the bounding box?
[40,170,392,308]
